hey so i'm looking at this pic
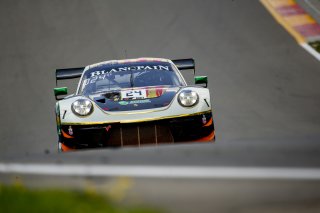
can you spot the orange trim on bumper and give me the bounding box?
[61,129,74,139]
[203,117,213,127]
[194,130,215,142]
[61,143,74,152]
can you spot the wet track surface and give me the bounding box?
[1,0,320,212]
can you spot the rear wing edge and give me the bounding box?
[55,67,85,86]
[172,58,195,74]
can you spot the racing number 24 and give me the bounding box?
[126,90,142,97]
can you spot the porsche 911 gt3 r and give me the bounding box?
[54,58,215,152]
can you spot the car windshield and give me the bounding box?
[79,61,185,95]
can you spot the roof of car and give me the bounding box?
[87,57,172,70]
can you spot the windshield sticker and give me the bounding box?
[82,74,107,88]
[146,88,165,98]
[90,65,170,77]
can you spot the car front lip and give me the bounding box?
[60,110,214,149]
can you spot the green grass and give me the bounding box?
[309,41,320,53]
[0,184,162,213]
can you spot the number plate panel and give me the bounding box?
[121,89,147,99]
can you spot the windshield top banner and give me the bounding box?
[87,62,173,77]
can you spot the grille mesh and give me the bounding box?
[108,124,173,146]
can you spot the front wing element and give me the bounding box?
[59,111,215,149]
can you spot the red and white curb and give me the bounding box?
[261,0,320,61]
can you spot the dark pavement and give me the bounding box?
[1,1,320,212]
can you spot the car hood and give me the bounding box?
[89,86,180,112]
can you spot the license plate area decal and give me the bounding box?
[121,89,147,100]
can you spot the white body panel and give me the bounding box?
[58,86,211,125]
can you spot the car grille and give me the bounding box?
[107,124,174,146]
[72,123,174,147]
[60,111,214,148]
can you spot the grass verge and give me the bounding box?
[0,184,162,213]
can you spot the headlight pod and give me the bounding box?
[71,99,93,116]
[178,90,199,107]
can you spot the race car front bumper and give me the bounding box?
[59,111,215,149]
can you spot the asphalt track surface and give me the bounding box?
[1,0,320,212]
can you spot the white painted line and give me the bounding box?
[301,42,320,61]
[1,163,320,180]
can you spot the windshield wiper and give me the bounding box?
[130,69,134,87]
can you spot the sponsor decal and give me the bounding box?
[82,74,108,88]
[118,99,151,106]
[82,65,171,88]
[146,89,157,98]
[90,65,170,77]
[146,88,165,98]
[68,126,73,136]
[90,58,169,69]
[156,88,164,96]
[128,99,151,104]
[118,101,129,105]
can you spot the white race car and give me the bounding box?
[54,58,215,151]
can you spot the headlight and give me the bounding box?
[72,99,93,116]
[178,90,199,107]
